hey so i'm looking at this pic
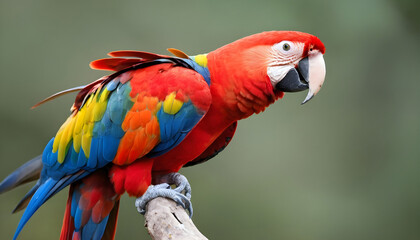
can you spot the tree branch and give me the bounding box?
[144,197,208,240]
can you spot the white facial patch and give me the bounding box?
[267,41,305,87]
[267,64,294,86]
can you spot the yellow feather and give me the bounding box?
[73,108,86,153]
[53,88,110,161]
[72,110,85,153]
[92,101,107,121]
[99,89,110,102]
[73,131,82,153]
[53,116,72,153]
[194,54,208,67]
[85,94,94,105]
[163,92,183,115]
[83,104,93,124]
[81,123,93,157]
[57,116,76,163]
[52,130,63,153]
[93,90,109,121]
[74,109,85,134]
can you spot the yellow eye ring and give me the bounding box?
[283,43,291,51]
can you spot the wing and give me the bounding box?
[184,122,237,167]
[42,54,212,179]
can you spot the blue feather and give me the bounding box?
[0,155,42,194]
[77,148,88,169]
[108,83,133,125]
[42,139,55,167]
[182,58,211,85]
[102,136,119,162]
[71,189,80,217]
[12,170,89,239]
[106,78,119,91]
[74,205,83,230]
[92,216,109,240]
[149,100,203,157]
[69,146,79,167]
[81,219,96,239]
[13,178,59,240]
[87,138,99,169]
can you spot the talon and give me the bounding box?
[135,172,193,217]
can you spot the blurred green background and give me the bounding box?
[1,0,420,239]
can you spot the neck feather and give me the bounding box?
[206,47,283,121]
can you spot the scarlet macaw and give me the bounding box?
[0,31,326,240]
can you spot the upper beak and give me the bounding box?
[275,52,326,104]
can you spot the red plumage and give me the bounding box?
[3,31,326,240]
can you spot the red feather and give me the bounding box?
[72,77,105,112]
[108,50,171,60]
[89,58,144,71]
[60,186,76,240]
[60,171,120,240]
[184,122,238,167]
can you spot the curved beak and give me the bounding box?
[275,52,326,104]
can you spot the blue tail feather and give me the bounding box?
[12,171,88,240]
[0,155,42,194]
[13,178,56,240]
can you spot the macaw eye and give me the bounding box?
[272,41,299,55]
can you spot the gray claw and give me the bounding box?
[135,173,193,217]
[170,173,192,200]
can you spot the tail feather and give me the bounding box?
[102,200,120,240]
[60,184,76,240]
[0,155,42,194]
[12,181,41,213]
[60,170,120,240]
[13,171,88,240]
[13,178,57,240]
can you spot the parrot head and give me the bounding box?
[208,31,326,108]
[265,32,326,104]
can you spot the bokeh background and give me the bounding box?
[1,0,420,239]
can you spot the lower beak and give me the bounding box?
[275,52,326,104]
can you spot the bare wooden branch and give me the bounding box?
[144,197,208,240]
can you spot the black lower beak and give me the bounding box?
[275,57,309,92]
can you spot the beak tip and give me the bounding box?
[301,91,314,105]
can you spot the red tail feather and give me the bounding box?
[60,185,76,240]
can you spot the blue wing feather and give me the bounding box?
[148,101,204,157]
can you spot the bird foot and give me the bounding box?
[135,173,193,217]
